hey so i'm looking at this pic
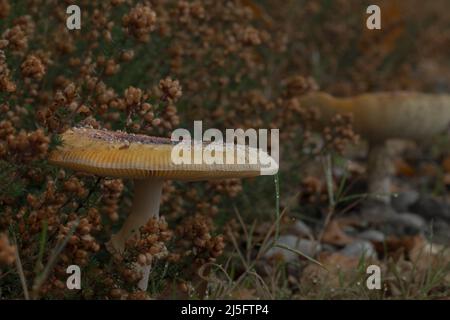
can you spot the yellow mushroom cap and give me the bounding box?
[300,91,450,143]
[48,127,278,180]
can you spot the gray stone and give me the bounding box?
[357,230,385,242]
[424,219,450,245]
[340,240,377,259]
[433,219,450,233]
[410,196,450,221]
[392,190,419,212]
[391,212,427,231]
[361,205,397,223]
[362,204,427,235]
[265,235,321,262]
[342,225,358,235]
[322,244,337,252]
[287,220,313,238]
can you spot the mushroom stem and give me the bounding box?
[108,179,163,291]
[366,143,393,205]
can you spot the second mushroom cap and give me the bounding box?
[299,91,450,143]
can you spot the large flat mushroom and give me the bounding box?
[49,127,278,291]
[299,91,450,206]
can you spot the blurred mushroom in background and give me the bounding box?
[300,91,450,213]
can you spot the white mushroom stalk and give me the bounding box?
[108,179,163,290]
[108,179,163,254]
[366,143,394,205]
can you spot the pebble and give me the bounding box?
[340,240,377,259]
[430,219,450,244]
[392,190,419,212]
[362,204,426,234]
[265,235,321,262]
[357,230,385,242]
[410,196,450,221]
[287,220,313,238]
[391,212,426,231]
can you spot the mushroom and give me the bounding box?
[299,91,450,206]
[48,127,278,290]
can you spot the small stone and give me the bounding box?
[392,212,427,231]
[342,225,358,235]
[265,235,321,262]
[322,244,337,252]
[430,219,450,244]
[340,240,377,259]
[392,190,419,212]
[361,204,397,223]
[410,196,450,221]
[287,220,313,238]
[362,205,427,235]
[357,230,385,242]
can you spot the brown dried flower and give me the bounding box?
[123,4,157,43]
[21,54,46,81]
[159,77,182,102]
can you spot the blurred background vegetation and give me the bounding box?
[0,0,449,299]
